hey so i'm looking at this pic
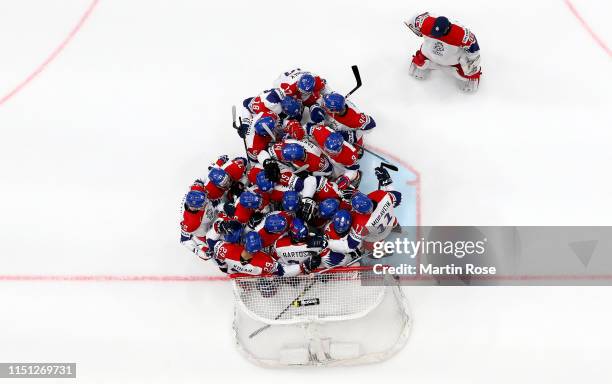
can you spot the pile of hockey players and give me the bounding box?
[180,69,402,277]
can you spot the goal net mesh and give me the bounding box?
[231,267,411,367]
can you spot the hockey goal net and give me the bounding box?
[230,266,411,367]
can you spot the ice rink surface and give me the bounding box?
[0,0,611,382]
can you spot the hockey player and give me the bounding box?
[233,190,270,225]
[239,112,279,162]
[204,156,248,201]
[259,139,333,176]
[209,232,320,277]
[272,218,319,265]
[240,89,302,122]
[252,212,294,248]
[405,12,482,92]
[308,197,341,228]
[280,190,317,223]
[180,189,217,261]
[349,167,403,244]
[308,125,361,188]
[275,68,331,107]
[319,209,361,267]
[311,93,376,148]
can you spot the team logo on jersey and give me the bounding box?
[432,41,445,56]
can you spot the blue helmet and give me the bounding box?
[324,132,344,153]
[256,171,274,192]
[281,97,302,118]
[264,214,288,233]
[431,16,451,38]
[185,190,206,209]
[208,168,230,188]
[323,93,346,113]
[254,116,276,137]
[244,231,263,253]
[282,190,300,212]
[224,226,243,243]
[290,218,308,241]
[282,143,305,161]
[297,74,315,93]
[333,209,352,234]
[351,192,373,214]
[239,191,262,209]
[318,198,340,219]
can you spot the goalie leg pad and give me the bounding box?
[452,64,481,93]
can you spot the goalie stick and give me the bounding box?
[248,255,364,339]
[354,143,399,171]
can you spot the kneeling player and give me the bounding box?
[405,12,481,92]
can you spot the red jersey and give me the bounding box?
[270,139,333,175]
[310,125,359,168]
[214,242,276,275]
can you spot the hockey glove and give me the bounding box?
[217,220,242,235]
[302,255,322,274]
[341,186,357,202]
[247,211,265,230]
[307,234,328,249]
[375,166,393,187]
[299,197,317,222]
[237,123,248,139]
[347,247,362,261]
[223,202,236,217]
[263,159,281,182]
[335,175,351,190]
[388,190,402,207]
[229,182,245,200]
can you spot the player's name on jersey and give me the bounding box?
[373,263,497,276]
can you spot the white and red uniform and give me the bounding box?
[242,89,284,117]
[253,211,294,248]
[309,125,359,168]
[233,187,271,224]
[247,165,317,203]
[179,183,219,260]
[260,139,333,176]
[243,112,280,162]
[204,158,247,200]
[309,124,360,184]
[349,190,400,245]
[212,241,275,275]
[312,177,350,207]
[322,100,375,147]
[273,235,317,265]
[275,68,330,106]
[406,12,481,82]
[319,221,358,268]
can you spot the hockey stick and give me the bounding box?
[248,256,364,339]
[354,143,399,171]
[344,65,362,99]
[232,105,250,160]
